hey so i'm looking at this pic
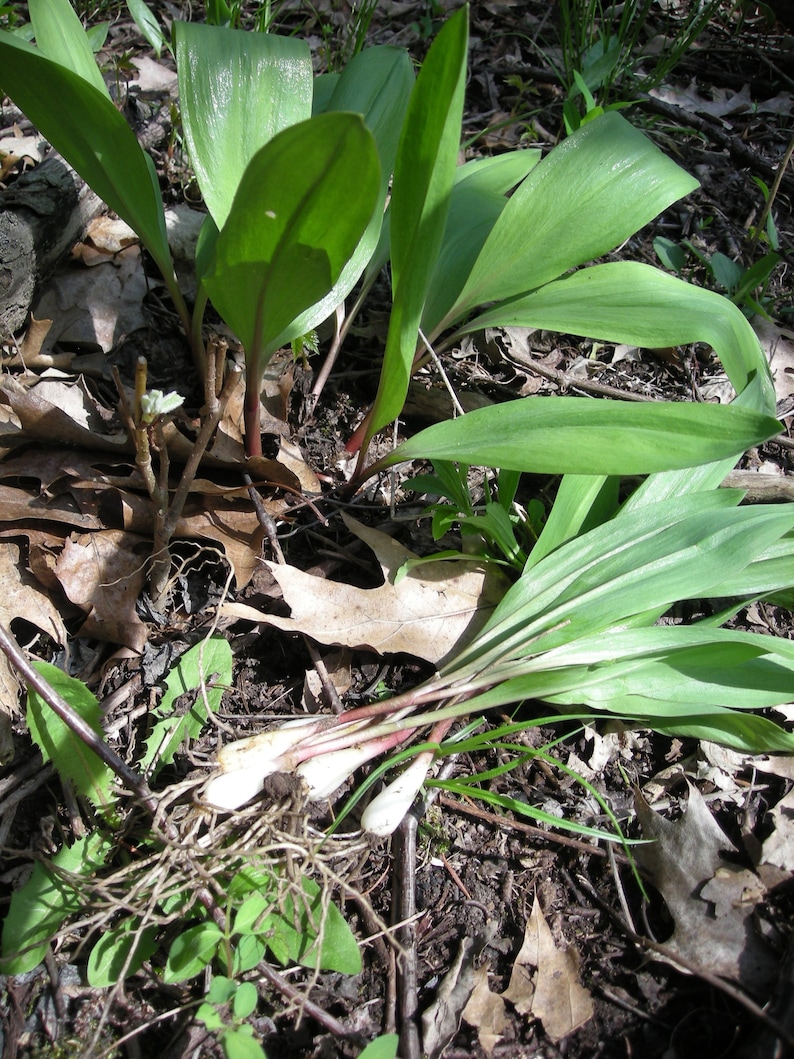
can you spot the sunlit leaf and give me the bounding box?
[175,20,312,229]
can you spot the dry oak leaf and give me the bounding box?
[502,895,594,1042]
[461,961,508,1056]
[220,513,509,665]
[635,781,776,994]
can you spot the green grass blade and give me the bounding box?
[175,20,312,229]
[381,398,780,476]
[363,5,469,448]
[450,112,699,321]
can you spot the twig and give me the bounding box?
[393,807,421,1059]
[0,624,159,815]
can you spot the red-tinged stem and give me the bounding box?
[244,360,263,458]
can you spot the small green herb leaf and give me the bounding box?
[27,662,118,822]
[163,922,224,983]
[0,833,111,974]
[86,920,158,987]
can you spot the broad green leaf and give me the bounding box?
[163,922,223,983]
[0,833,110,974]
[140,636,232,778]
[175,21,312,229]
[27,663,117,821]
[86,921,158,986]
[423,151,543,335]
[284,45,414,345]
[203,112,380,367]
[357,1035,400,1059]
[463,262,776,414]
[448,112,699,325]
[234,981,259,1019]
[694,532,794,598]
[364,5,469,448]
[636,711,794,754]
[29,0,108,96]
[261,878,361,974]
[227,868,359,973]
[232,934,267,975]
[380,398,780,477]
[0,32,173,284]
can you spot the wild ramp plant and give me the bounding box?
[2,0,794,890]
[0,0,779,480]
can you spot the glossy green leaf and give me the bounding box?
[381,398,780,477]
[527,474,619,568]
[0,833,110,974]
[140,636,232,778]
[449,111,699,324]
[175,21,312,229]
[285,45,414,343]
[203,112,380,366]
[27,663,117,822]
[29,0,108,96]
[464,261,776,414]
[86,920,158,986]
[163,922,223,983]
[364,5,469,448]
[423,151,543,335]
[0,31,173,284]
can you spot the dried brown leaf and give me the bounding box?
[635,782,776,993]
[54,530,148,651]
[503,895,593,1042]
[0,540,68,763]
[462,961,507,1056]
[220,513,509,664]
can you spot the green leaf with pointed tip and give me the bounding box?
[422,150,543,334]
[126,0,168,58]
[364,5,469,449]
[0,31,173,284]
[447,111,699,326]
[381,398,780,477]
[27,663,118,822]
[203,112,380,368]
[463,261,776,413]
[175,20,312,230]
[30,0,108,96]
[283,45,414,346]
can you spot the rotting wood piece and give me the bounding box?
[0,154,103,335]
